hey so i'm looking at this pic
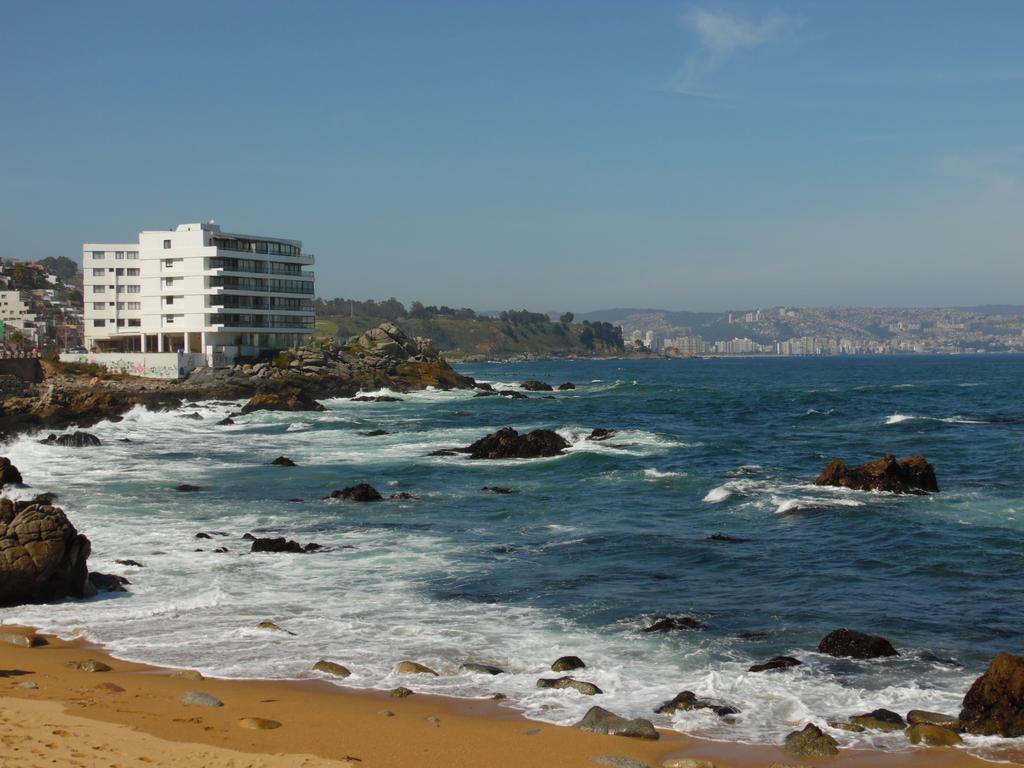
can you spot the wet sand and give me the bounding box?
[0,626,1016,768]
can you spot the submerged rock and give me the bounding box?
[481,486,517,494]
[574,706,658,739]
[0,498,91,607]
[115,559,145,568]
[642,616,705,633]
[0,457,23,486]
[817,628,898,659]
[88,572,129,593]
[461,662,504,675]
[250,537,319,554]
[748,656,802,673]
[654,691,738,718]
[588,428,616,441]
[359,429,391,436]
[551,655,586,672]
[521,380,553,392]
[177,484,201,492]
[312,659,351,678]
[271,456,296,467]
[463,427,570,460]
[557,382,576,391]
[782,723,839,757]
[351,395,403,402]
[537,677,602,695]
[960,652,1024,736]
[39,431,101,447]
[330,484,384,502]
[815,453,938,494]
[707,533,747,543]
[849,708,906,732]
[398,661,438,676]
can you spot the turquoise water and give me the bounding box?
[2,355,1022,752]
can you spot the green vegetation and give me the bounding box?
[314,297,624,358]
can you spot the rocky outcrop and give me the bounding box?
[815,454,938,494]
[783,724,839,757]
[521,380,553,392]
[39,431,101,447]
[462,427,570,460]
[330,484,384,502]
[749,656,802,673]
[557,382,576,390]
[552,655,586,672]
[88,572,129,593]
[0,457,22,487]
[817,628,898,659]
[537,677,602,695]
[849,708,905,732]
[240,387,325,415]
[642,616,704,633]
[0,498,91,606]
[959,653,1024,736]
[250,537,320,553]
[588,428,616,441]
[907,723,963,745]
[574,706,659,740]
[461,663,504,675]
[397,661,438,675]
[271,456,296,467]
[907,710,959,729]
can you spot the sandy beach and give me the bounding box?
[0,625,1015,768]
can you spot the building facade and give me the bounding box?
[0,290,40,346]
[83,221,315,364]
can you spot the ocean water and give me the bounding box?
[2,355,1023,755]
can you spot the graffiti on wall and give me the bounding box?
[58,353,207,380]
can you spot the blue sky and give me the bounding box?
[2,1,1022,312]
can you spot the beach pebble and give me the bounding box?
[171,670,205,681]
[312,659,351,678]
[19,681,38,689]
[0,632,41,648]
[97,682,125,693]
[524,728,541,736]
[397,660,438,676]
[551,655,586,672]
[238,717,282,730]
[182,691,224,707]
[593,757,652,768]
[425,716,441,727]
[65,659,112,673]
[377,709,395,717]
[390,687,414,698]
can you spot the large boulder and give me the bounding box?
[654,691,738,718]
[960,653,1024,736]
[815,454,938,494]
[0,457,23,487]
[330,484,383,502]
[350,322,421,362]
[574,706,659,739]
[240,387,324,415]
[783,724,839,757]
[521,380,553,392]
[817,628,898,659]
[463,427,570,460]
[0,498,92,606]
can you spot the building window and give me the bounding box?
[116,319,125,327]
[117,302,125,310]
[92,268,105,276]
[127,302,141,310]
[93,285,105,294]
[128,319,141,327]
[92,251,105,259]
[116,268,124,276]
[164,259,173,268]
[93,319,106,327]
[164,315,175,323]
[116,285,125,293]
[115,251,125,259]
[126,285,140,294]
[163,277,175,287]
[165,296,174,305]
[126,268,140,276]
[92,302,105,310]
[163,239,171,249]
[127,251,138,259]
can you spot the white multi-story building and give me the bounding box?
[0,290,40,345]
[83,221,315,364]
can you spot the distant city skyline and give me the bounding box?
[3,1,1022,311]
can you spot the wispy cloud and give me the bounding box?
[667,6,801,96]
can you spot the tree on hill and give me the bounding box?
[560,312,574,324]
[37,256,79,280]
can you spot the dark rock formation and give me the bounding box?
[907,710,960,729]
[217,417,235,426]
[521,380,553,392]
[557,382,576,391]
[574,706,658,740]
[960,652,1024,736]
[271,456,296,467]
[390,492,419,500]
[352,395,403,402]
[481,486,517,494]
[551,655,586,672]
[250,537,320,554]
[115,559,144,568]
[817,628,898,659]
[849,708,906,732]
[88,572,129,593]
[463,427,570,460]
[0,498,91,606]
[707,532,748,543]
[536,676,602,695]
[195,532,212,539]
[815,454,938,494]
[783,723,839,757]
[642,616,705,633]
[748,655,802,673]
[654,691,738,718]
[461,663,504,675]
[240,387,325,415]
[330,484,384,502]
[0,457,23,487]
[498,390,528,399]
[39,431,101,447]
[360,429,391,436]
[588,428,616,441]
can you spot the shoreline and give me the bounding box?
[0,625,1014,768]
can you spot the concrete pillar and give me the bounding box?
[140,334,146,353]
[157,334,164,353]
[183,333,190,353]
